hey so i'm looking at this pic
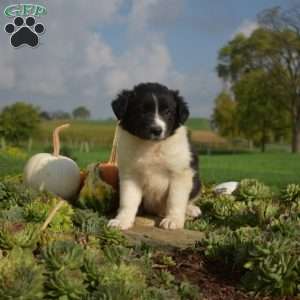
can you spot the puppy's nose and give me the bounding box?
[150,126,162,136]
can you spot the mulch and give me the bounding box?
[155,249,298,300]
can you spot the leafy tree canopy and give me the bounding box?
[0,102,40,144]
[216,4,300,152]
[212,91,238,139]
[72,106,90,120]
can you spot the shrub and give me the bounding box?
[0,102,40,145]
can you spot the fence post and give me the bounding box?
[84,142,90,153]
[0,137,6,150]
[28,138,33,153]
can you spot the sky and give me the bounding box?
[0,0,293,119]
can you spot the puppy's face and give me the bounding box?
[111,83,189,141]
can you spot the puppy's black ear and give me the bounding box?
[173,90,189,124]
[111,90,132,120]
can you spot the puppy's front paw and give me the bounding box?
[160,216,184,230]
[108,218,133,230]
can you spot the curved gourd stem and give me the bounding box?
[53,123,70,157]
[42,123,70,232]
[108,122,120,165]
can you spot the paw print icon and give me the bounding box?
[5,16,45,48]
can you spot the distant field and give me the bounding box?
[186,118,211,130]
[24,118,214,151]
[2,118,297,190]
[33,120,116,149]
[1,149,299,191]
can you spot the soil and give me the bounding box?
[156,249,298,300]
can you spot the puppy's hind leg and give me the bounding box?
[186,171,202,219]
[186,202,201,219]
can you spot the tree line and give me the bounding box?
[213,5,300,153]
[40,106,91,120]
[0,102,91,144]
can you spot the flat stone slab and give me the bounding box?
[124,216,204,250]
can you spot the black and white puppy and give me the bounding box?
[108,82,201,230]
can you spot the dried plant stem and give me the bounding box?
[108,122,120,165]
[41,199,65,231]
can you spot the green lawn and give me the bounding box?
[1,150,299,191]
[186,117,211,130]
[200,153,300,190]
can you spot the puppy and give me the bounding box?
[108,82,201,230]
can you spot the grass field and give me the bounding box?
[200,153,300,190]
[1,118,298,191]
[31,118,211,149]
[1,149,299,191]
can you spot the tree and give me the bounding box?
[217,4,300,152]
[51,110,71,120]
[0,102,40,144]
[72,106,90,120]
[212,91,238,139]
[234,70,290,152]
[39,111,52,120]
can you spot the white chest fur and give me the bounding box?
[117,126,193,214]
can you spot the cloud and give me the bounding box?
[0,0,122,95]
[0,0,217,118]
[128,0,184,35]
[232,19,258,38]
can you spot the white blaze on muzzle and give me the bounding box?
[152,93,166,138]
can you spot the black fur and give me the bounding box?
[112,82,189,140]
[189,142,201,199]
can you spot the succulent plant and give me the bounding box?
[46,268,87,299]
[247,199,280,226]
[270,215,300,238]
[0,181,36,209]
[82,248,105,289]
[234,179,272,202]
[24,197,74,232]
[42,240,84,271]
[281,184,300,203]
[0,222,40,250]
[0,176,299,298]
[201,227,237,265]
[98,224,127,247]
[242,236,299,296]
[102,244,131,265]
[72,208,107,235]
[185,217,212,231]
[211,194,237,220]
[96,262,146,300]
[0,206,25,222]
[201,226,263,269]
[0,248,45,300]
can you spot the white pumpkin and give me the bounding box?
[213,181,239,195]
[23,124,80,200]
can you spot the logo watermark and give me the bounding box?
[4,4,47,48]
